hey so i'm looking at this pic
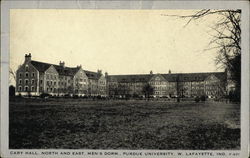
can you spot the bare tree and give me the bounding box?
[9,66,20,86]
[166,10,241,98]
[9,65,22,85]
[9,67,16,82]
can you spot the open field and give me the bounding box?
[9,98,240,149]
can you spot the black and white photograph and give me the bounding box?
[1,1,249,158]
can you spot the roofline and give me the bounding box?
[28,62,40,73]
[44,65,59,74]
[31,60,81,76]
[31,60,80,69]
[108,71,225,77]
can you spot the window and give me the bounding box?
[25,86,28,91]
[25,79,28,85]
[47,81,50,85]
[19,73,22,77]
[31,79,34,84]
[54,82,56,85]
[19,86,22,91]
[40,80,43,84]
[32,73,35,77]
[31,86,34,91]
[25,65,29,71]
[19,79,22,84]
[25,72,29,77]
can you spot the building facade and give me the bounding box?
[16,54,227,98]
[107,71,227,98]
[16,54,108,97]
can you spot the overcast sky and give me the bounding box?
[10,9,222,78]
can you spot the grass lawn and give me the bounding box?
[9,98,240,149]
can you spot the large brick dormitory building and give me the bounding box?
[16,54,107,97]
[107,71,227,98]
[15,54,233,98]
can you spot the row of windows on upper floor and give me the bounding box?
[46,74,88,81]
[108,80,221,85]
[18,72,92,82]
[119,82,221,88]
[19,72,35,78]
[179,86,220,91]
[19,79,87,87]
[18,79,35,85]
[18,85,106,92]
[109,85,220,92]
[18,86,86,93]
[153,90,221,96]
[18,86,35,92]
[18,79,106,88]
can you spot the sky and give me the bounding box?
[10,9,222,81]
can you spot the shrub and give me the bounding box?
[97,95,102,100]
[195,96,200,103]
[40,93,50,98]
[229,90,240,102]
[64,94,70,98]
[125,94,132,99]
[177,97,180,102]
[200,95,206,101]
[9,85,15,97]
[132,93,139,98]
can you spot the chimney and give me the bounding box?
[25,53,31,63]
[150,70,153,75]
[97,69,102,75]
[105,72,108,77]
[59,61,65,67]
[77,65,82,69]
[168,69,171,74]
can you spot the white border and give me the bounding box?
[1,1,249,158]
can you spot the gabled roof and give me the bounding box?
[30,61,52,73]
[54,65,80,76]
[84,70,102,80]
[108,72,226,83]
[108,74,153,83]
[30,60,80,76]
[162,72,226,82]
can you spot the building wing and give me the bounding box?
[83,70,102,80]
[30,60,81,76]
[30,60,52,73]
[53,65,80,76]
[107,74,153,83]
[162,72,226,82]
